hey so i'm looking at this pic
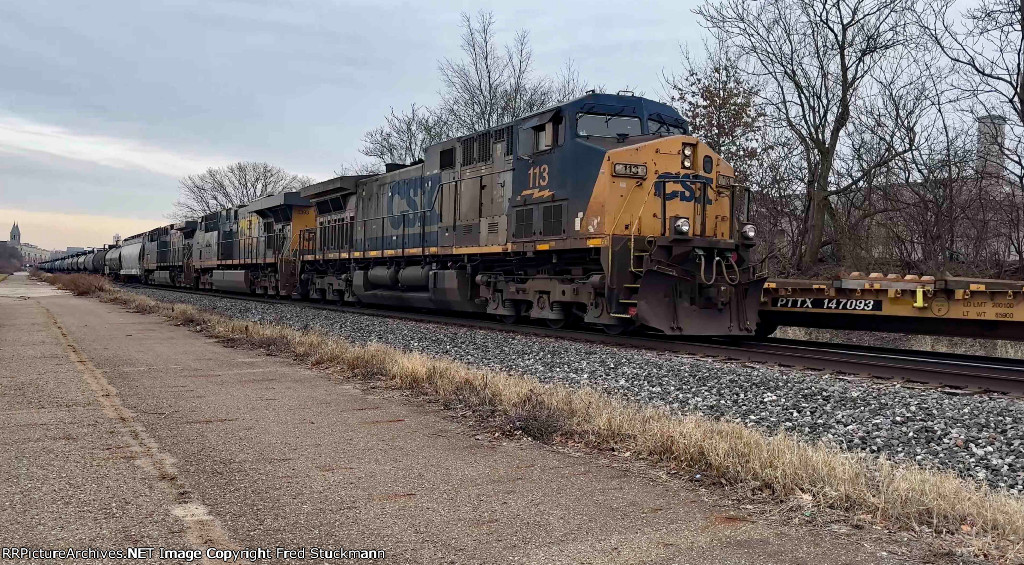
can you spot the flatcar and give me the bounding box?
[41,92,764,336]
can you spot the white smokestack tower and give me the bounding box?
[977,114,1007,179]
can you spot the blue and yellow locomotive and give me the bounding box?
[40,92,764,336]
[298,92,763,335]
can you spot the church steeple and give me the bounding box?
[10,222,20,244]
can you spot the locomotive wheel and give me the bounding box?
[545,317,568,329]
[500,314,520,324]
[545,312,580,329]
[601,322,632,335]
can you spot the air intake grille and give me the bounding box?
[542,203,564,237]
[513,208,534,239]
[460,138,475,166]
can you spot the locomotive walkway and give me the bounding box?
[0,272,946,564]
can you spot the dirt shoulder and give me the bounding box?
[1,274,958,564]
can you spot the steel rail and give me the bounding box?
[116,283,1024,396]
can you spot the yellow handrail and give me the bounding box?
[628,185,658,274]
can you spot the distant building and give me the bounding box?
[0,222,51,267]
[49,247,86,261]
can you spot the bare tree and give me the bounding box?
[335,160,384,177]
[663,38,807,275]
[871,117,988,274]
[921,0,1024,129]
[921,0,1024,275]
[552,59,593,103]
[359,104,450,166]
[698,0,922,272]
[823,66,931,268]
[437,11,552,133]
[746,129,807,275]
[664,37,763,182]
[359,11,595,167]
[171,161,315,221]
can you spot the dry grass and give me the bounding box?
[33,272,112,296]
[61,285,1024,560]
[0,274,8,284]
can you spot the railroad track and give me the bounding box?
[117,283,1024,396]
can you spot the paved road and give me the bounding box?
[0,274,944,564]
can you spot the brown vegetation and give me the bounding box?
[50,283,1022,560]
[32,272,111,296]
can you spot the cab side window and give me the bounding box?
[518,113,562,157]
[535,124,551,152]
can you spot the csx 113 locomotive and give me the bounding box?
[41,92,764,336]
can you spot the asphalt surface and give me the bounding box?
[0,274,953,564]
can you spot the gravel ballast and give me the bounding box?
[124,287,1024,493]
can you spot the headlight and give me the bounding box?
[682,156,693,168]
[613,163,648,178]
[741,224,756,239]
[674,217,691,235]
[683,145,693,156]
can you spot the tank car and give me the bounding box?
[105,247,122,277]
[91,248,109,273]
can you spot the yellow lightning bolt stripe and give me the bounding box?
[520,189,555,199]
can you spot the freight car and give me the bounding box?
[761,273,1024,340]
[40,92,764,336]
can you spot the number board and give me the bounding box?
[771,297,882,312]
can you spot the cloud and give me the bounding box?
[0,208,165,251]
[0,115,233,178]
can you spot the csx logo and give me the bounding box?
[387,177,438,230]
[654,173,713,204]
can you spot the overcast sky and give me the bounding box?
[0,0,708,251]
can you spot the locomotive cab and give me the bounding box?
[595,133,763,335]
[501,92,764,335]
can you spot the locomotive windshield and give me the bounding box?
[576,113,642,138]
[648,119,687,136]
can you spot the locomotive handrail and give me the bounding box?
[300,180,444,259]
[359,180,443,256]
[295,184,442,260]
